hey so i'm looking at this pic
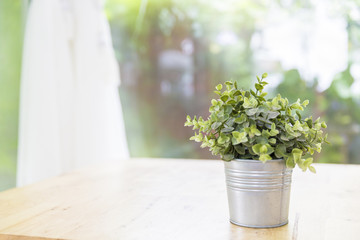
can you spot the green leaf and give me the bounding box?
[286,156,295,168]
[293,121,303,131]
[249,124,261,137]
[269,123,279,136]
[184,115,194,126]
[245,108,258,116]
[286,107,291,115]
[260,145,268,154]
[232,131,240,139]
[257,105,268,113]
[324,134,330,144]
[233,91,241,97]
[306,118,313,128]
[250,89,257,97]
[223,153,234,161]
[268,111,280,119]
[190,132,203,142]
[314,117,320,124]
[252,144,262,154]
[262,130,271,138]
[216,84,223,91]
[262,73,268,79]
[280,134,289,141]
[275,144,286,158]
[291,148,303,163]
[225,117,235,127]
[234,145,245,155]
[303,158,313,168]
[208,139,215,147]
[265,144,274,154]
[243,96,258,108]
[248,146,256,155]
[211,122,222,130]
[309,165,316,173]
[258,97,265,102]
[218,134,229,145]
[220,95,229,102]
[285,123,301,137]
[314,123,322,130]
[297,159,306,171]
[192,120,200,130]
[184,122,192,126]
[302,99,309,107]
[255,83,264,91]
[252,143,273,156]
[221,127,234,133]
[284,140,295,147]
[259,154,272,162]
[269,138,276,144]
[224,104,233,115]
[235,114,247,124]
[291,99,304,111]
[256,136,268,144]
[227,100,237,105]
[200,136,209,148]
[232,131,247,145]
[271,98,281,110]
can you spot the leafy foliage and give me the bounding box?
[185,74,329,172]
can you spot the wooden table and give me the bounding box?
[0,158,359,240]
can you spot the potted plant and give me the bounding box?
[184,73,329,228]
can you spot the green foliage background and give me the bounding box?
[0,1,22,190]
[106,0,360,165]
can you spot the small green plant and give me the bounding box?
[185,73,329,172]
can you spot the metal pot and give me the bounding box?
[224,158,292,228]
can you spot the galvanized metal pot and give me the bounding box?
[224,158,292,228]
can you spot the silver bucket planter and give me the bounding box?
[224,159,292,228]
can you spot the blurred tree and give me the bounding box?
[106,0,269,159]
[104,0,360,164]
[0,1,22,190]
[321,66,360,164]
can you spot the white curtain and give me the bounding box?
[17,0,129,186]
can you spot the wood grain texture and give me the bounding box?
[0,158,359,240]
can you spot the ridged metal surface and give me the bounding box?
[224,159,292,228]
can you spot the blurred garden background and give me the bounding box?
[1,0,360,190]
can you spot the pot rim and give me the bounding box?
[230,158,284,163]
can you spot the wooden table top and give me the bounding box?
[0,158,359,240]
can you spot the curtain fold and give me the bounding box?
[17,0,129,186]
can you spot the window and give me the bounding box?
[106,0,360,163]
